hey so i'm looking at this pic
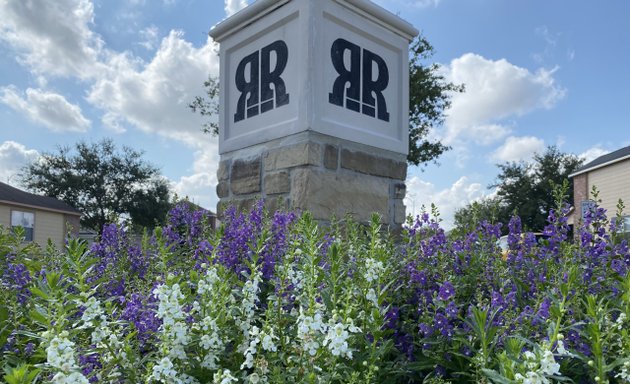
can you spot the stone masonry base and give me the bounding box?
[216,132,407,228]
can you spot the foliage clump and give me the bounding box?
[1,198,630,383]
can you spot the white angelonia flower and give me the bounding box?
[51,371,90,384]
[296,309,328,356]
[79,296,103,328]
[517,347,560,384]
[523,350,538,370]
[261,332,278,352]
[515,371,547,384]
[324,323,350,358]
[539,350,560,376]
[237,270,262,354]
[198,267,220,296]
[555,339,571,356]
[323,318,360,359]
[150,357,178,382]
[363,258,384,283]
[45,333,90,383]
[365,288,378,306]
[47,335,77,372]
[616,360,630,382]
[615,313,627,331]
[241,326,261,370]
[152,283,192,381]
[213,369,239,384]
[287,268,304,290]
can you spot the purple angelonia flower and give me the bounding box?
[438,281,455,301]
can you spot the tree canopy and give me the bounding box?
[453,146,584,233]
[20,139,171,233]
[191,35,463,167]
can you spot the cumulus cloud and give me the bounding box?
[224,0,248,17]
[405,175,487,229]
[0,0,104,79]
[579,146,609,164]
[87,31,219,146]
[491,136,545,163]
[0,141,39,186]
[173,144,220,211]
[0,0,227,210]
[0,87,90,133]
[442,53,565,146]
[138,25,159,51]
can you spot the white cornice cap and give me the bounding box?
[210,0,419,42]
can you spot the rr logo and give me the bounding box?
[234,40,290,123]
[328,38,389,122]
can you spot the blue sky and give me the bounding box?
[1,0,629,228]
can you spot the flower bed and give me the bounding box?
[1,199,629,383]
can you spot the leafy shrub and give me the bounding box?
[1,198,629,383]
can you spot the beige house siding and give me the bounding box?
[33,210,65,248]
[0,204,9,228]
[587,158,630,216]
[0,202,75,249]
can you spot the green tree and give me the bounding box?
[453,146,584,232]
[190,36,463,167]
[20,139,171,233]
[452,196,505,236]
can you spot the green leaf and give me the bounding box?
[481,368,513,384]
[29,287,49,300]
[28,308,50,327]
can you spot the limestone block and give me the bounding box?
[393,199,406,224]
[264,171,290,195]
[231,157,261,195]
[265,196,290,214]
[291,168,389,223]
[217,160,231,181]
[218,197,258,216]
[340,149,407,180]
[392,182,406,199]
[324,144,339,170]
[264,142,322,171]
[216,181,230,198]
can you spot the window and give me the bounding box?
[11,210,34,242]
[612,216,630,241]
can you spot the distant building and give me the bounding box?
[0,182,81,248]
[569,145,630,234]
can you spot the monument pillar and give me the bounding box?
[210,0,418,227]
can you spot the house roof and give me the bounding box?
[0,182,81,216]
[569,145,630,178]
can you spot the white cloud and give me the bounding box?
[0,87,91,133]
[491,136,545,163]
[405,175,487,229]
[579,146,609,164]
[0,0,104,79]
[172,145,220,211]
[87,30,220,147]
[138,25,159,51]
[224,0,248,17]
[174,172,217,211]
[442,53,565,145]
[0,141,39,186]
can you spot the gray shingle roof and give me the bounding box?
[0,182,81,215]
[570,145,630,177]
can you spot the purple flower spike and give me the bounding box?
[438,281,455,301]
